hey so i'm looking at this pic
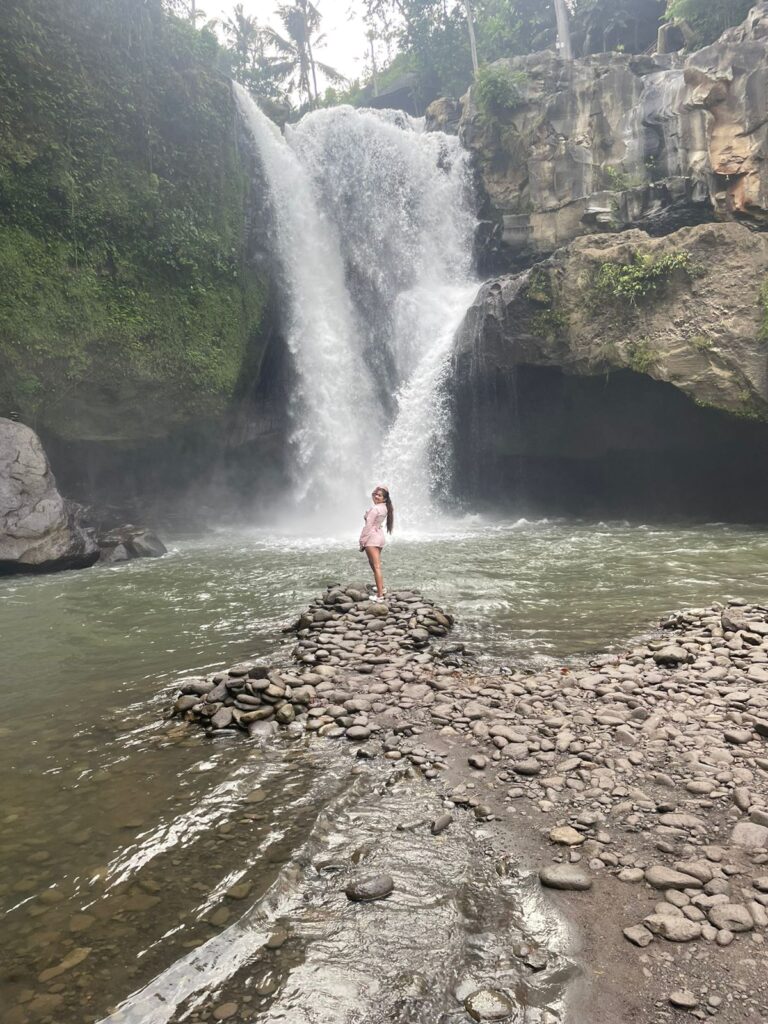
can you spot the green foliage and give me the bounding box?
[665,0,753,48]
[625,338,657,374]
[689,333,714,352]
[603,165,630,191]
[360,0,556,108]
[0,0,266,430]
[594,250,696,306]
[475,64,528,118]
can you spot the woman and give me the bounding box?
[359,485,394,602]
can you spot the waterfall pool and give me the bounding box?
[2,517,768,1022]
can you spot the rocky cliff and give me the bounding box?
[446,6,768,520]
[457,222,768,420]
[460,3,768,270]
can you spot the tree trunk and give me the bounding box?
[463,0,479,76]
[554,0,573,60]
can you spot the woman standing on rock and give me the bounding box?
[359,485,394,602]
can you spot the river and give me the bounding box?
[2,517,768,1023]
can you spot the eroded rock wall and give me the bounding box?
[460,3,768,270]
[456,222,768,420]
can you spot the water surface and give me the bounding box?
[2,517,768,1023]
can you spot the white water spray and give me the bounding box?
[234,87,477,528]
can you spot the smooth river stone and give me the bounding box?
[644,866,703,890]
[345,873,394,902]
[538,864,592,891]
[464,988,519,1022]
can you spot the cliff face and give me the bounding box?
[0,0,270,446]
[457,222,768,421]
[460,3,768,269]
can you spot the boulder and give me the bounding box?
[0,418,98,574]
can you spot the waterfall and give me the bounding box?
[234,85,477,530]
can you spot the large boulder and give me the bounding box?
[0,418,99,573]
[459,3,768,269]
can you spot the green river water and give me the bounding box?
[2,517,768,1024]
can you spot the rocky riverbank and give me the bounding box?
[169,587,768,1023]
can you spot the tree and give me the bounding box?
[664,0,753,48]
[267,1,345,108]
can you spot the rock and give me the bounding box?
[211,707,233,729]
[468,754,488,770]
[548,825,585,846]
[126,529,166,558]
[345,873,394,902]
[724,728,753,745]
[431,812,453,835]
[345,725,371,741]
[0,418,98,573]
[623,924,654,947]
[212,1003,239,1021]
[653,646,692,665]
[731,821,768,851]
[539,864,592,891]
[669,990,698,1009]
[37,946,92,983]
[643,914,701,942]
[708,903,754,932]
[512,758,542,776]
[645,866,703,890]
[464,988,519,1022]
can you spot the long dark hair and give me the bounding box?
[379,485,394,534]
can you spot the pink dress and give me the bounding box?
[359,503,387,550]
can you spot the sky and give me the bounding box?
[212,0,373,85]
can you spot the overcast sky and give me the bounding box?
[212,0,373,85]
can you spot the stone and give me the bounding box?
[653,647,692,666]
[0,418,98,573]
[345,873,394,902]
[464,988,518,1022]
[708,903,754,932]
[731,821,768,851]
[126,530,167,559]
[643,915,701,942]
[431,812,453,835]
[548,825,584,846]
[512,759,542,776]
[645,866,703,890]
[212,1003,239,1021]
[345,725,371,741]
[669,990,698,1009]
[37,947,91,983]
[538,864,592,891]
[623,924,654,947]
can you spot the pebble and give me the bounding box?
[669,990,698,1009]
[548,825,584,846]
[212,1003,239,1021]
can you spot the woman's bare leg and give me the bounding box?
[365,546,385,597]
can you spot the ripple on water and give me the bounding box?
[1,518,767,1020]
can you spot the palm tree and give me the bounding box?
[222,4,262,84]
[267,1,345,108]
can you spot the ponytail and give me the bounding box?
[382,488,394,534]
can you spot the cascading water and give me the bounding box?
[234,85,477,530]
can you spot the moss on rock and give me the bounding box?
[0,0,268,441]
